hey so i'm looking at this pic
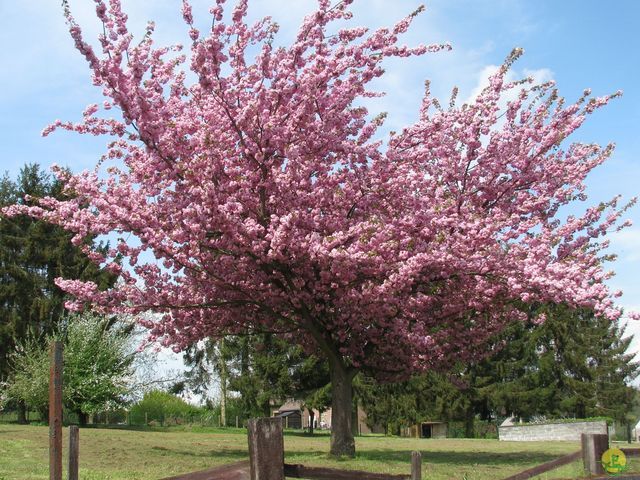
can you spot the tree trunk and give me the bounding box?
[16,401,27,424]
[308,409,315,435]
[78,412,88,427]
[464,404,475,438]
[38,406,49,424]
[219,338,227,427]
[329,360,356,457]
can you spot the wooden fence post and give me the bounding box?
[582,433,608,475]
[248,417,284,480]
[68,425,79,480]
[411,451,422,480]
[49,341,63,480]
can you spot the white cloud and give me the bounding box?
[609,228,640,263]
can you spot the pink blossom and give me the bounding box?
[3,0,634,402]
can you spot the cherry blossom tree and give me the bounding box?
[5,0,635,456]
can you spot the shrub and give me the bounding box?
[129,390,202,425]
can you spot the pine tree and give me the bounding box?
[357,305,638,436]
[181,333,329,423]
[0,164,116,420]
[475,304,638,422]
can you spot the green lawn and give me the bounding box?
[0,423,635,479]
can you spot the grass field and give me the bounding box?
[0,423,636,479]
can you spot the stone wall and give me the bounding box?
[498,420,609,442]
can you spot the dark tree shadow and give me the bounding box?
[150,446,248,461]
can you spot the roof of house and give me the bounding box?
[501,417,517,427]
[277,410,300,418]
[275,399,303,413]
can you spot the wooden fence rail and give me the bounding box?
[283,464,411,480]
[503,440,640,480]
[283,451,422,480]
[502,451,582,480]
[161,461,250,480]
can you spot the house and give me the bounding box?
[273,400,331,430]
[273,399,384,434]
[633,419,640,442]
[356,404,385,435]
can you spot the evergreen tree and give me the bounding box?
[0,164,116,420]
[462,304,638,424]
[181,332,329,424]
[290,348,331,434]
[358,305,638,435]
[415,305,640,433]
[356,371,465,435]
[225,333,330,421]
[356,376,419,435]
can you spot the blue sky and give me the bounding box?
[1,1,639,367]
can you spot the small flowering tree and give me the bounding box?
[5,314,133,424]
[5,0,635,456]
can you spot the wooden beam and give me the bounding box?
[411,451,421,480]
[68,425,79,480]
[283,464,410,480]
[582,433,609,475]
[49,341,63,480]
[160,461,250,480]
[501,451,582,480]
[620,448,640,457]
[248,417,284,480]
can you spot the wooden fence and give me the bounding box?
[159,420,640,480]
[162,417,421,480]
[46,343,640,480]
[160,425,640,480]
[503,434,640,480]
[45,338,418,480]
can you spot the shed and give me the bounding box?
[404,421,448,439]
[273,400,305,429]
[278,409,302,429]
[633,419,640,442]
